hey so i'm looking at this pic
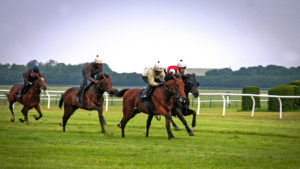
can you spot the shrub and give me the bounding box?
[289,80,300,109]
[268,85,300,111]
[242,86,260,110]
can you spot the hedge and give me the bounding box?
[242,86,260,110]
[268,85,300,111]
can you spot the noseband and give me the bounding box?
[164,79,186,103]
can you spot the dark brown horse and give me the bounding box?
[115,75,187,139]
[59,74,114,133]
[6,74,47,125]
[170,73,199,131]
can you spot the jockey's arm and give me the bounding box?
[148,75,160,86]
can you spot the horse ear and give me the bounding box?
[172,75,177,80]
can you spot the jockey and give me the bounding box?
[177,59,187,76]
[18,65,42,98]
[141,61,165,100]
[75,55,103,101]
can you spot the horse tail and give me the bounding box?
[59,94,64,109]
[5,93,9,99]
[114,89,129,97]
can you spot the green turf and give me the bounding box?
[0,104,300,169]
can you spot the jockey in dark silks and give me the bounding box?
[177,59,187,76]
[141,61,165,100]
[18,65,42,98]
[75,55,103,101]
[166,60,187,76]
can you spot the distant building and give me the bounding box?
[186,68,215,76]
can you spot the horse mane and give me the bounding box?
[165,73,181,81]
[96,73,110,80]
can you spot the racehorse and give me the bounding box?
[6,73,47,125]
[115,75,188,139]
[59,74,114,133]
[171,74,199,131]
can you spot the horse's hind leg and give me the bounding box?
[9,102,15,122]
[62,105,76,132]
[146,114,154,137]
[19,106,30,125]
[118,107,135,138]
[33,104,43,120]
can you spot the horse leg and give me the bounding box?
[19,106,30,125]
[62,105,76,132]
[95,106,106,134]
[165,117,174,140]
[176,109,194,136]
[146,114,154,137]
[118,107,134,138]
[33,105,43,120]
[184,108,197,131]
[9,101,15,122]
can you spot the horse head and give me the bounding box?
[182,74,199,98]
[34,73,47,91]
[96,74,113,92]
[164,75,187,102]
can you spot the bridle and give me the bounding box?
[164,77,186,103]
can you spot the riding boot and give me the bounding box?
[18,84,27,98]
[76,84,85,101]
[141,85,153,100]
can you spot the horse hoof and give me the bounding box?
[19,118,24,123]
[33,115,38,120]
[59,122,63,126]
[26,121,30,125]
[117,124,121,128]
[189,132,194,136]
[174,126,180,131]
[11,118,15,122]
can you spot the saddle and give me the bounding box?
[78,82,94,108]
[138,86,154,101]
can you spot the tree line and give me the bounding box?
[0,60,299,88]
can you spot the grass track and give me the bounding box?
[0,105,300,169]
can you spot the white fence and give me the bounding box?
[1,89,299,119]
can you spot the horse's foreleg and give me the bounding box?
[165,117,174,140]
[176,109,194,136]
[19,107,29,125]
[33,105,43,120]
[146,114,154,137]
[95,106,106,134]
[183,108,197,130]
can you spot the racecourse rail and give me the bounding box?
[1,89,299,119]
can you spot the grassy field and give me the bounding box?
[0,104,300,169]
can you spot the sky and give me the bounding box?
[0,0,300,73]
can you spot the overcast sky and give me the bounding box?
[1,0,300,73]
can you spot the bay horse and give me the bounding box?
[6,73,47,125]
[170,74,199,131]
[115,75,188,139]
[59,74,114,133]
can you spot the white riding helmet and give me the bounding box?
[94,55,103,64]
[154,61,163,72]
[177,59,186,68]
